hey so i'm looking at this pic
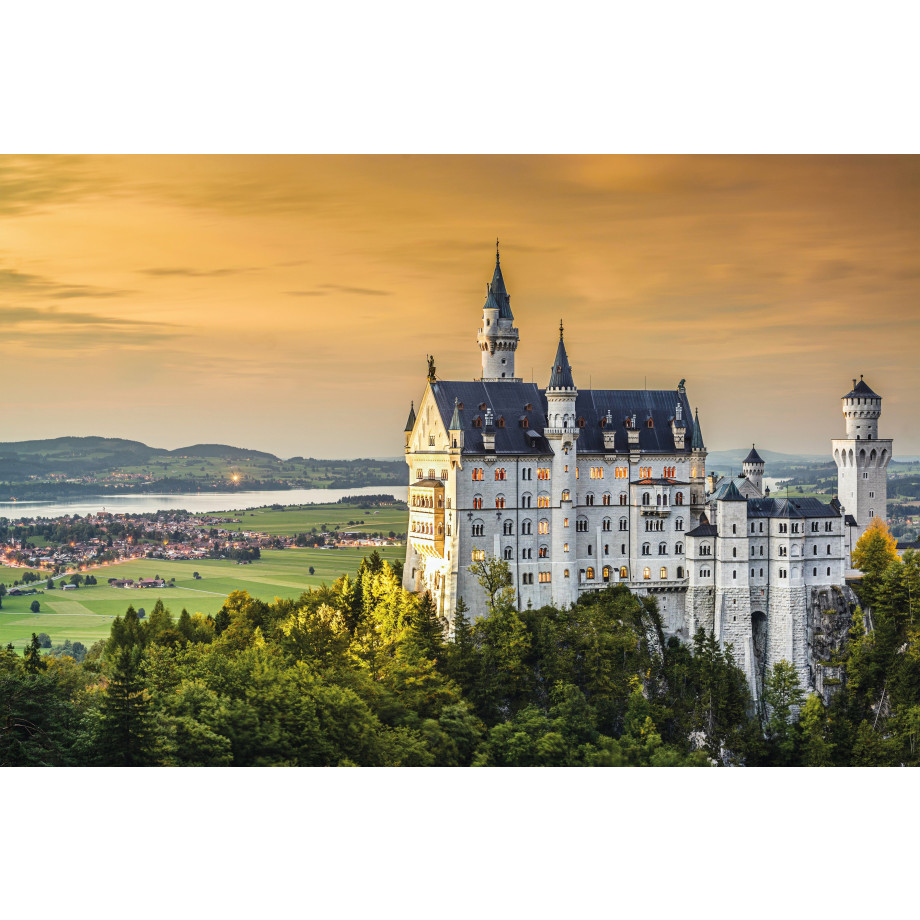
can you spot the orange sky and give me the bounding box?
[1,155,918,459]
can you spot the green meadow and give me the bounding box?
[205,502,409,536]
[0,544,404,653]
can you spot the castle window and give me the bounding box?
[588,545,593,556]
[586,567,595,579]
[522,519,532,535]
[675,542,683,554]
[621,544,626,554]
[643,567,651,580]
[522,493,532,508]
[586,493,595,506]
[576,519,587,532]
[472,468,484,481]
[503,520,513,535]
[416,469,423,479]
[603,518,612,532]
[619,493,628,505]
[869,509,875,518]
[539,545,548,558]
[660,567,668,579]
[603,492,611,505]
[642,493,651,506]
[525,403,533,412]
[472,550,485,561]
[675,492,683,505]
[615,467,628,479]
[732,547,737,558]
[659,542,667,555]
[619,517,627,531]
[646,418,654,428]
[578,417,586,428]
[732,571,737,579]
[562,489,570,501]
[675,518,684,531]
[813,566,817,576]
[473,496,482,510]
[539,520,549,535]
[813,546,817,555]
[495,497,505,509]
[428,435,435,446]
[827,567,831,576]
[497,416,505,428]
[564,543,569,552]
[539,572,552,584]
[700,543,711,556]
[827,544,831,554]
[779,546,787,557]
[604,544,609,554]
[812,522,819,532]
[537,495,550,508]
[825,522,832,532]
[564,518,569,528]
[504,546,513,560]
[471,523,484,537]
[677,566,684,578]
[495,468,506,481]
[639,467,652,480]
[642,543,651,556]
[603,566,611,581]
[473,417,482,428]
[620,566,629,578]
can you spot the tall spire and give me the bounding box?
[449,397,462,430]
[489,241,512,318]
[548,321,575,390]
[404,400,416,432]
[691,407,705,450]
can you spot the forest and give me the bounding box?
[2,520,918,767]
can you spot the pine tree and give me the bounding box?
[177,608,193,640]
[762,660,805,765]
[96,646,155,766]
[23,633,46,673]
[411,591,446,661]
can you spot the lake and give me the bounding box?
[0,486,410,520]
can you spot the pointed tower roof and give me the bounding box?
[743,444,764,465]
[720,479,747,502]
[548,321,576,390]
[843,375,879,399]
[404,401,416,432]
[489,239,513,320]
[449,398,462,430]
[691,407,705,450]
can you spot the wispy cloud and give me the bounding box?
[139,266,249,278]
[286,283,392,297]
[0,268,132,300]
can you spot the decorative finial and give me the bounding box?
[496,237,500,261]
[559,319,564,338]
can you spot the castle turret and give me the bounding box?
[832,376,893,551]
[404,401,416,450]
[690,407,708,520]
[544,322,578,608]
[477,241,520,381]
[742,444,765,496]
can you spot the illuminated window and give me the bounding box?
[495,468,506,481]
[539,572,552,584]
[537,495,550,508]
[472,468,484,481]
[603,566,611,580]
[575,467,579,478]
[495,497,505,509]
[675,492,683,505]
[619,566,628,578]
[563,569,569,578]
[639,467,652,480]
[473,497,482,510]
[586,567,595,580]
[539,545,548,558]
[471,550,485,562]
[602,492,611,505]
[660,567,668,579]
[537,467,550,480]
[562,489,570,501]
[563,542,568,552]
[615,467,628,479]
[646,418,654,428]
[538,520,549,535]
[643,567,651,579]
[564,518,569,528]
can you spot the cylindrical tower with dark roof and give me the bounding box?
[477,242,520,381]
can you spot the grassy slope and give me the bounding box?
[226,503,409,536]
[0,545,404,652]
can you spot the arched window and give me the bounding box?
[675,542,683,554]
[521,519,532,535]
[642,543,650,556]
[620,566,629,578]
[495,495,505,509]
[659,542,667,555]
[660,567,668,579]
[562,489,570,501]
[471,520,484,537]
[676,566,684,578]
[675,492,684,505]
[602,492,611,506]
[619,492,628,506]
[586,567,595,580]
[619,517,627,531]
[503,520,513,535]
[603,566,611,581]
[656,493,662,506]
[504,546,513,560]
[642,492,651,506]
[643,567,651,579]
[539,545,548,558]
[585,493,594,506]
[538,520,549,535]
[602,518,611,531]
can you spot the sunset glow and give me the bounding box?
[2,155,918,458]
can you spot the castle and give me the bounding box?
[402,247,889,700]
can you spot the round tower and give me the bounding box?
[832,375,893,551]
[843,375,882,440]
[742,444,765,495]
[477,241,520,381]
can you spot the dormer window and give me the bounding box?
[496,416,505,428]
[473,417,482,428]
[577,417,586,428]
[646,418,654,429]
[524,403,533,412]
[479,403,487,411]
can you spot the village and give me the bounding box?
[0,506,402,583]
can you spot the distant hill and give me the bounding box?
[168,444,280,462]
[707,448,829,468]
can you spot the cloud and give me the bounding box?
[0,268,132,300]
[1,303,179,331]
[0,155,120,216]
[286,283,392,297]
[138,266,248,278]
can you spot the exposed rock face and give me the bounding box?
[806,584,859,705]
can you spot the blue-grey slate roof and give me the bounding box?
[747,497,841,519]
[548,334,576,390]
[719,480,747,502]
[743,445,764,465]
[404,402,416,432]
[691,408,705,450]
[489,255,513,320]
[427,380,699,457]
[843,378,879,399]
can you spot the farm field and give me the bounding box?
[0,544,404,653]
[203,502,409,537]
